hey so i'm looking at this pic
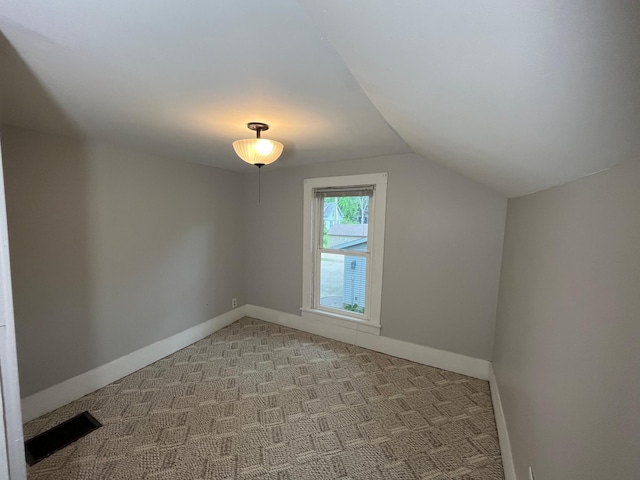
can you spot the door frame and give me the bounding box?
[0,130,27,479]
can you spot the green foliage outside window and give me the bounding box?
[325,196,369,225]
[343,303,365,314]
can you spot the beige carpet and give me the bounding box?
[24,317,504,479]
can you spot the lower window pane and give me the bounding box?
[319,253,367,314]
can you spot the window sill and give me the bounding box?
[300,308,381,336]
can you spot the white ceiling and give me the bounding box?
[1,1,639,197]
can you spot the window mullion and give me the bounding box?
[318,248,369,258]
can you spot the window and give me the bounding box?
[317,189,371,316]
[302,173,387,334]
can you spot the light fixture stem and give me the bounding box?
[256,128,261,139]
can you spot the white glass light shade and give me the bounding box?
[232,138,284,166]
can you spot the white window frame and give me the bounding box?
[302,173,387,335]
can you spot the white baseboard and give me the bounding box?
[21,304,512,480]
[489,366,517,480]
[245,305,491,381]
[21,306,246,422]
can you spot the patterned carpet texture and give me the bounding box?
[24,317,504,479]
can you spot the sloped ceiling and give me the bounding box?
[1,1,639,197]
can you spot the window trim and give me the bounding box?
[302,173,387,333]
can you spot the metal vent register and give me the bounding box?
[24,411,102,465]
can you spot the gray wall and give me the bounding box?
[493,159,640,479]
[242,154,507,360]
[2,126,244,396]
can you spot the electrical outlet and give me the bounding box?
[231,298,238,308]
[529,466,535,480]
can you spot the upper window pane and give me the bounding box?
[322,195,369,250]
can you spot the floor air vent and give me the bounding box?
[25,411,102,466]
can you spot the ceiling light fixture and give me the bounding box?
[233,122,283,202]
[232,122,283,167]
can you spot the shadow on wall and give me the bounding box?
[0,31,94,398]
[0,30,78,135]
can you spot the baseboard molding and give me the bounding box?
[21,304,513,479]
[245,304,491,381]
[21,306,247,422]
[489,366,517,480]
